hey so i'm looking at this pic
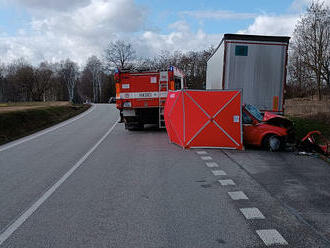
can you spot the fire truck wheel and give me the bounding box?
[125,122,144,131]
[125,122,133,130]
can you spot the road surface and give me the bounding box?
[0,104,329,247]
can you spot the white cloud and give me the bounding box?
[0,0,146,65]
[0,1,223,66]
[135,21,220,58]
[237,15,299,36]
[168,20,191,33]
[181,10,257,20]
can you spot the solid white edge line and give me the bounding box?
[0,104,96,152]
[0,119,119,246]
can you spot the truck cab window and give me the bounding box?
[174,77,182,90]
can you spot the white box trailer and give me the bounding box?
[206,34,290,113]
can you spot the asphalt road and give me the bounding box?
[0,104,329,248]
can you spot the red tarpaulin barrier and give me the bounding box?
[164,90,243,150]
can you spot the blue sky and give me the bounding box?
[0,4,27,35]
[135,0,297,34]
[0,0,322,65]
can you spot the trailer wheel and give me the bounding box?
[263,134,282,152]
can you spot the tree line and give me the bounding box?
[0,1,328,103]
[0,45,213,103]
[0,57,115,103]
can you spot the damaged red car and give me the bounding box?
[242,104,295,151]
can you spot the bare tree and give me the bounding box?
[291,1,330,100]
[85,56,103,103]
[13,62,35,101]
[104,40,136,69]
[58,59,79,102]
[32,62,53,101]
[288,49,315,97]
[0,62,5,102]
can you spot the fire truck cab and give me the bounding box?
[115,66,185,130]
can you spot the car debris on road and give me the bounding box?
[297,131,329,157]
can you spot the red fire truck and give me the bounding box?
[115,66,185,130]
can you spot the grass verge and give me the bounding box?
[0,104,91,146]
[0,101,69,107]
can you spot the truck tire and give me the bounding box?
[263,134,282,152]
[125,122,144,131]
[125,122,134,131]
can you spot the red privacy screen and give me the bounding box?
[164,90,243,150]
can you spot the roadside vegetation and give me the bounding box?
[0,103,90,145]
[289,115,330,140]
[285,98,330,140]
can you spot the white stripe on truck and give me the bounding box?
[119,92,168,99]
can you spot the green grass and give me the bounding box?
[289,116,330,140]
[0,104,91,145]
[0,101,69,107]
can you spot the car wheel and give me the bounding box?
[263,135,281,151]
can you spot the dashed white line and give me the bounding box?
[240,208,265,220]
[256,229,288,246]
[196,151,208,155]
[228,191,249,200]
[205,162,218,168]
[0,119,119,246]
[201,156,212,161]
[218,179,235,186]
[211,170,227,176]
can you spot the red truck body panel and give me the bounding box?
[116,68,184,110]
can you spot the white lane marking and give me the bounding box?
[240,208,265,219]
[0,119,119,246]
[228,191,249,200]
[256,229,288,246]
[218,179,235,186]
[196,151,207,155]
[201,156,212,161]
[211,170,227,176]
[0,105,96,152]
[206,162,218,168]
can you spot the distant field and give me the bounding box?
[285,98,330,117]
[0,101,70,113]
[0,103,91,145]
